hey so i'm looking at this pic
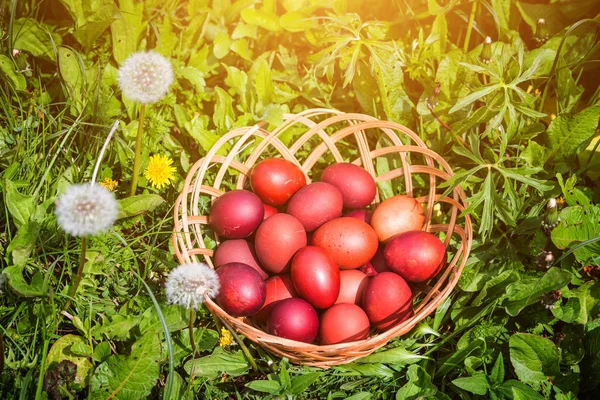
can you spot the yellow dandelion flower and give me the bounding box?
[100,177,119,191]
[144,154,176,190]
[218,327,233,347]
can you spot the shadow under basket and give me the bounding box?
[172,109,473,368]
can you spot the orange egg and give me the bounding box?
[312,217,378,269]
[370,195,425,243]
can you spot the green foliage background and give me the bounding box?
[1,0,600,398]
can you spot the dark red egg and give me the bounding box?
[319,303,370,345]
[249,158,306,206]
[254,213,307,274]
[213,240,269,280]
[291,246,340,309]
[209,190,264,239]
[286,182,343,231]
[362,272,412,331]
[321,163,377,209]
[312,217,378,269]
[216,263,266,317]
[345,209,372,224]
[254,275,298,323]
[360,247,389,276]
[384,231,446,282]
[335,270,369,305]
[267,298,319,343]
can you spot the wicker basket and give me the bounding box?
[172,109,472,367]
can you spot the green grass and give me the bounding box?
[2,0,600,399]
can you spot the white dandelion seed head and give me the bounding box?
[117,51,174,104]
[165,263,220,309]
[547,198,557,209]
[55,184,119,237]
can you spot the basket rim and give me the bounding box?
[172,109,473,367]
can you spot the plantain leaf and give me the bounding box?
[551,205,600,266]
[90,333,161,400]
[545,105,600,164]
[46,335,94,389]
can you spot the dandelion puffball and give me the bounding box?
[117,51,174,104]
[165,263,220,309]
[55,184,119,237]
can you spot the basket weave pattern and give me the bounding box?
[173,109,473,367]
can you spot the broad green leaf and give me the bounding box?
[504,267,572,316]
[71,342,93,357]
[545,105,600,164]
[92,314,141,340]
[245,380,281,394]
[139,304,188,334]
[335,363,395,378]
[117,194,164,219]
[241,8,281,31]
[110,17,135,64]
[157,15,177,57]
[345,393,372,400]
[521,141,548,168]
[46,335,93,389]
[0,55,27,90]
[110,0,143,64]
[93,342,112,363]
[358,346,429,365]
[178,67,206,92]
[4,180,35,228]
[551,205,600,265]
[556,174,591,207]
[90,333,161,400]
[490,352,505,385]
[58,46,85,114]
[509,333,560,390]
[231,39,252,61]
[451,372,489,395]
[252,59,274,105]
[2,265,45,297]
[395,365,437,400]
[557,58,584,113]
[552,281,600,324]
[375,53,413,126]
[173,328,219,364]
[183,347,249,379]
[213,87,235,131]
[290,372,321,394]
[12,18,60,59]
[436,338,485,377]
[213,31,231,60]
[280,11,315,32]
[6,221,39,266]
[497,380,544,400]
[60,0,121,49]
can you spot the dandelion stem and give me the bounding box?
[189,308,197,356]
[220,319,259,373]
[463,1,477,52]
[130,105,146,196]
[63,237,87,312]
